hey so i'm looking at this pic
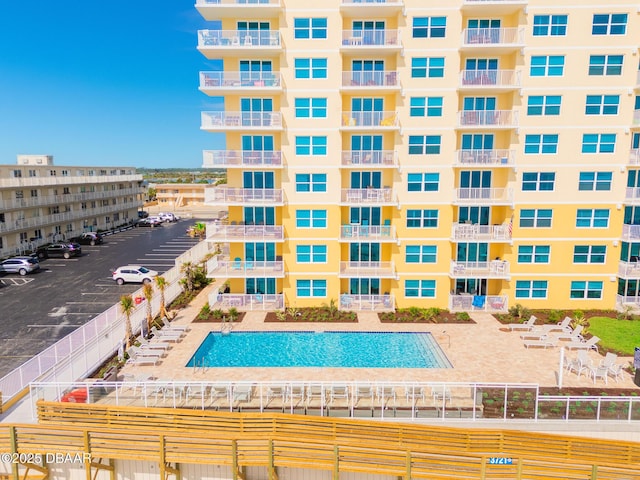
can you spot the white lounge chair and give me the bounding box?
[555,325,583,342]
[507,315,537,331]
[138,337,172,351]
[599,352,618,368]
[329,384,350,402]
[151,326,184,342]
[128,345,166,358]
[567,351,592,377]
[523,335,558,349]
[541,316,573,334]
[566,335,600,351]
[607,363,625,383]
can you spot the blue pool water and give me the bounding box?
[186,331,452,368]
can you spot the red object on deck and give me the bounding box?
[61,388,88,403]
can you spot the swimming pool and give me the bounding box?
[187,331,452,368]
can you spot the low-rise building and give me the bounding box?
[154,182,208,208]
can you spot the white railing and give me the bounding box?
[617,294,640,306]
[451,223,511,242]
[0,187,142,211]
[204,187,284,205]
[457,110,518,127]
[630,149,640,166]
[621,224,640,241]
[342,111,398,127]
[449,294,508,312]
[206,224,284,242]
[196,0,281,5]
[340,225,395,242]
[625,187,640,202]
[200,71,282,89]
[198,30,281,48]
[455,149,514,166]
[459,70,520,88]
[463,0,527,4]
[341,188,395,204]
[450,260,510,278]
[201,111,282,129]
[341,150,397,168]
[339,261,396,278]
[202,150,283,168]
[341,0,403,5]
[209,293,284,311]
[454,188,513,204]
[341,29,400,47]
[618,261,640,278]
[0,174,141,188]
[341,71,399,88]
[206,255,284,278]
[634,109,640,126]
[461,28,524,46]
[339,294,394,311]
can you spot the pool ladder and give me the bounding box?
[221,316,233,335]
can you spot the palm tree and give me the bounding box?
[180,261,196,293]
[142,282,154,337]
[119,294,135,349]
[155,275,169,321]
[192,222,206,240]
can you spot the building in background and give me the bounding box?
[197,0,640,313]
[0,155,144,258]
[154,182,208,208]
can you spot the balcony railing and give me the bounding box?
[198,30,281,49]
[618,261,640,279]
[341,111,399,128]
[204,187,284,206]
[451,223,511,242]
[341,29,400,48]
[206,255,284,278]
[341,71,399,89]
[206,224,284,243]
[449,294,508,312]
[621,224,640,241]
[340,225,396,242]
[339,261,396,278]
[341,150,397,168]
[0,174,141,188]
[617,294,640,306]
[339,294,395,312]
[457,110,518,128]
[202,150,283,169]
[625,187,640,203]
[196,0,282,20]
[0,187,141,211]
[210,293,284,311]
[630,149,640,166]
[459,70,520,89]
[455,149,514,167]
[454,188,513,205]
[200,71,282,90]
[201,111,282,130]
[450,260,510,278]
[340,188,395,205]
[461,28,524,47]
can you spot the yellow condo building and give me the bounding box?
[197,0,640,313]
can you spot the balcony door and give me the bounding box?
[460,170,491,189]
[351,171,382,189]
[351,97,383,126]
[243,171,274,189]
[349,207,381,226]
[463,58,498,85]
[240,60,272,83]
[456,242,488,263]
[241,136,273,164]
[245,242,276,262]
[349,278,380,295]
[350,242,380,261]
[241,98,272,126]
[244,207,275,225]
[467,19,501,28]
[237,21,270,45]
[351,60,384,85]
[352,20,385,45]
[461,134,494,150]
[455,279,487,296]
[458,206,490,226]
[463,97,496,112]
[246,278,276,295]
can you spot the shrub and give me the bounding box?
[455,312,471,322]
[548,310,562,323]
[508,303,530,319]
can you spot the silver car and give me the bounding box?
[0,256,41,276]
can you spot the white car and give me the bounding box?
[112,265,158,285]
[158,212,179,222]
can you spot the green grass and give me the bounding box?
[587,317,640,355]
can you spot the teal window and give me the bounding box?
[578,172,612,191]
[524,134,558,154]
[294,98,327,118]
[297,279,327,297]
[576,209,609,228]
[295,173,327,192]
[520,209,552,228]
[407,172,439,192]
[409,97,443,117]
[404,279,436,298]
[570,281,603,299]
[294,58,327,79]
[405,245,437,263]
[527,95,561,115]
[408,135,441,155]
[517,245,550,264]
[581,134,616,153]
[533,15,568,36]
[522,172,555,191]
[293,18,327,39]
[515,280,548,299]
[295,136,327,155]
[296,209,327,228]
[592,14,627,35]
[413,17,446,38]
[296,245,327,263]
[407,209,438,228]
[588,55,623,75]
[411,57,445,78]
[585,95,619,115]
[573,245,606,264]
[530,55,564,76]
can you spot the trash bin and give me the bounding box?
[634,347,640,387]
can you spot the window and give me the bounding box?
[524,134,559,154]
[408,135,441,155]
[581,134,616,153]
[515,280,548,299]
[293,17,327,39]
[585,95,619,115]
[296,209,327,228]
[407,173,439,192]
[588,55,623,76]
[522,172,555,191]
[296,245,327,263]
[411,57,445,78]
[295,173,327,192]
[592,13,627,35]
[576,209,609,228]
[578,172,612,191]
[517,245,551,264]
[404,279,436,298]
[532,14,568,36]
[520,209,553,228]
[527,95,561,115]
[15,190,23,199]
[405,245,437,264]
[530,55,565,76]
[409,97,443,117]
[295,98,327,118]
[297,279,327,297]
[573,245,606,264]
[570,281,603,299]
[294,58,327,79]
[406,209,438,228]
[413,16,446,38]
[295,136,327,155]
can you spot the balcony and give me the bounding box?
[449,294,508,312]
[340,111,399,131]
[206,255,285,278]
[204,187,284,206]
[202,150,283,169]
[210,293,284,311]
[0,188,142,212]
[340,225,396,243]
[456,110,518,129]
[451,223,511,243]
[460,28,525,53]
[197,30,282,58]
[0,174,141,188]
[461,0,528,15]
[618,261,640,280]
[340,30,402,54]
[340,0,404,18]
[625,187,640,205]
[339,294,395,312]
[450,260,510,279]
[195,0,281,20]
[339,261,397,279]
[201,111,283,132]
[617,294,640,307]
[630,149,640,166]
[340,188,396,206]
[199,71,283,95]
[459,70,520,92]
[206,224,284,243]
[454,149,514,167]
[340,71,400,93]
[453,188,514,206]
[621,224,640,241]
[341,150,397,169]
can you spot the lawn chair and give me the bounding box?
[507,315,537,331]
[566,335,600,351]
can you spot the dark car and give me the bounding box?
[68,232,103,246]
[137,210,149,219]
[136,218,162,227]
[36,242,82,259]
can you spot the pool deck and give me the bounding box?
[118,282,637,389]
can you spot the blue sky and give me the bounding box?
[0,1,223,169]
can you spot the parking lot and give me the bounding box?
[0,219,203,378]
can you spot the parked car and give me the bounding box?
[112,265,158,285]
[136,218,162,227]
[36,242,82,259]
[158,212,179,222]
[0,256,40,276]
[137,210,149,219]
[68,232,103,246]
